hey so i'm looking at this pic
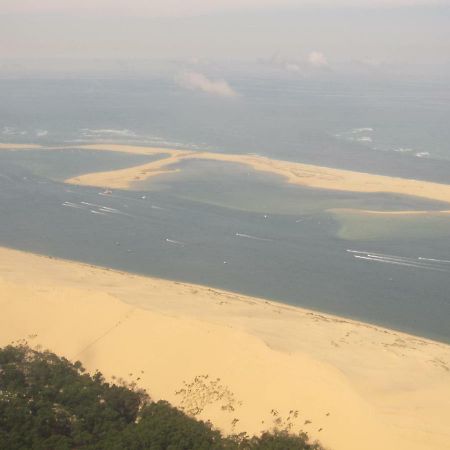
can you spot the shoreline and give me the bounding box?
[61,143,450,205]
[329,208,450,216]
[2,141,450,206]
[1,246,450,450]
[0,143,42,149]
[2,244,448,347]
[6,247,450,346]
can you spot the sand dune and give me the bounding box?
[62,143,450,205]
[1,246,449,450]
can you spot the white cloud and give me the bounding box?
[269,52,330,74]
[176,71,238,97]
[308,51,329,68]
[285,63,303,73]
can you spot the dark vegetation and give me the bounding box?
[0,344,326,450]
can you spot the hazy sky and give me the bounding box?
[1,0,448,15]
[1,0,449,75]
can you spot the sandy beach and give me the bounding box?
[62,144,450,205]
[1,246,449,450]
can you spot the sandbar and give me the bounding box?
[63,144,450,205]
[328,208,450,216]
[0,143,42,150]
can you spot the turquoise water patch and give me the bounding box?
[331,210,450,241]
[0,152,450,343]
[133,158,448,216]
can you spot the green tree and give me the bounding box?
[0,344,326,450]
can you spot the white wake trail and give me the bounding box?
[418,257,450,264]
[235,233,272,242]
[353,255,448,271]
[348,249,450,272]
[165,238,185,247]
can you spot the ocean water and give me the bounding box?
[1,148,165,181]
[2,77,450,180]
[0,76,449,342]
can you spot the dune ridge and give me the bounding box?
[1,246,450,450]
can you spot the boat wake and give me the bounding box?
[235,233,272,242]
[62,201,131,217]
[165,238,185,247]
[347,249,450,272]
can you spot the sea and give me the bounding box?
[0,73,449,343]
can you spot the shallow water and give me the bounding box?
[136,158,449,214]
[0,149,449,343]
[1,76,449,342]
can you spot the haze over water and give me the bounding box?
[1,75,450,343]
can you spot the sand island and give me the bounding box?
[2,142,450,207]
[62,143,450,205]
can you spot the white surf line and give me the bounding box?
[235,233,273,242]
[90,209,106,215]
[165,238,185,246]
[353,255,449,272]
